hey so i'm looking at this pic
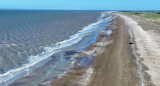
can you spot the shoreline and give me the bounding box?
[5,12,160,86]
[42,12,160,86]
[1,11,159,86]
[8,12,111,86]
[46,13,140,86]
[40,15,117,86]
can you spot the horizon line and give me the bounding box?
[0,8,160,12]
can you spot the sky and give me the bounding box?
[0,0,160,10]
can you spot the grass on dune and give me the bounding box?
[124,11,160,25]
[125,12,160,19]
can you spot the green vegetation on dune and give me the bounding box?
[125,12,160,19]
[140,12,160,19]
[125,11,160,25]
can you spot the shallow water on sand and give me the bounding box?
[0,11,112,86]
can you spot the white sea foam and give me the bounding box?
[117,13,160,86]
[0,12,113,86]
[0,43,17,48]
[100,12,106,18]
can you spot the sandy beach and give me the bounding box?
[41,12,160,86]
[88,15,139,86]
